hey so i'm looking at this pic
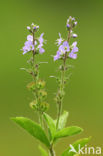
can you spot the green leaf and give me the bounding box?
[43,113,56,139]
[54,126,83,140]
[55,111,69,130]
[39,145,48,156]
[62,137,91,156]
[48,127,52,142]
[11,117,50,148]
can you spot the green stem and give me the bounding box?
[56,101,62,129]
[32,31,35,63]
[56,29,71,129]
[49,145,55,156]
[32,31,43,127]
[56,58,66,129]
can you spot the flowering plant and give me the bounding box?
[11,17,91,156]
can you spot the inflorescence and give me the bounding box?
[22,23,45,55]
[54,16,78,61]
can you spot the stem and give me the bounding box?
[56,29,71,129]
[49,145,55,156]
[56,101,62,129]
[32,31,43,127]
[56,58,66,129]
[32,31,35,62]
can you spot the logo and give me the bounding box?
[69,144,102,155]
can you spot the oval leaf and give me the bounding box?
[43,113,56,139]
[11,117,50,148]
[55,111,69,130]
[39,145,48,156]
[62,137,91,156]
[54,126,83,140]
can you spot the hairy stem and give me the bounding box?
[56,29,71,129]
[32,31,44,127]
[32,31,35,62]
[56,57,66,129]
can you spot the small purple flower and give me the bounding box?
[56,33,63,46]
[38,33,44,44]
[67,24,70,28]
[39,47,45,54]
[38,33,45,54]
[72,17,75,21]
[59,44,65,54]
[69,41,78,59]
[22,40,34,55]
[54,51,61,61]
[27,35,33,41]
[54,41,70,61]
[62,41,70,52]
[22,23,45,55]
[58,41,70,54]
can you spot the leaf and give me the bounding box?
[55,111,69,130]
[48,127,52,142]
[43,113,56,139]
[62,137,91,156]
[39,145,48,156]
[11,117,50,148]
[54,126,83,140]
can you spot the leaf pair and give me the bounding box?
[11,112,83,148]
[43,112,83,143]
[38,137,91,156]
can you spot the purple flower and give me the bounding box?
[27,35,33,41]
[38,33,44,44]
[38,33,45,54]
[72,17,75,21]
[39,47,45,54]
[22,23,45,55]
[59,44,65,54]
[54,41,70,61]
[58,41,70,55]
[54,51,61,61]
[23,40,34,55]
[37,43,45,54]
[69,42,78,59]
[38,43,43,49]
[62,41,70,53]
[56,33,63,46]
[67,24,70,28]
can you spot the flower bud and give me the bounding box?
[72,33,78,38]
[27,81,36,91]
[39,90,47,99]
[40,102,49,112]
[37,79,46,89]
[30,100,37,111]
[27,26,30,30]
